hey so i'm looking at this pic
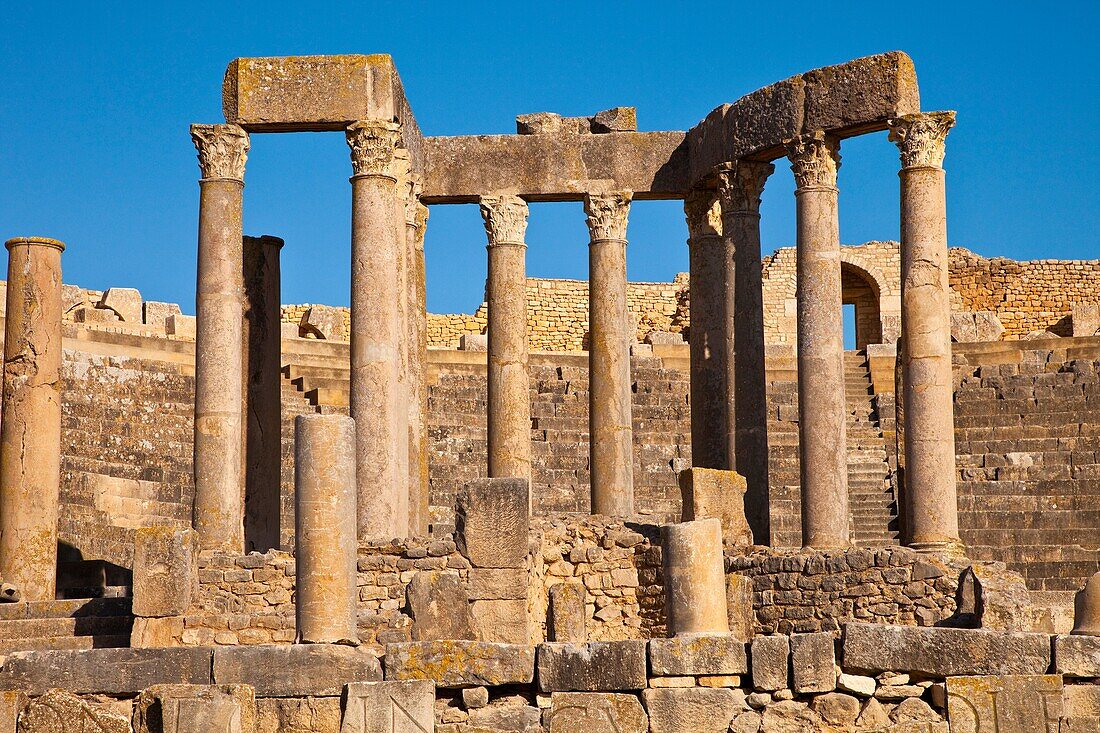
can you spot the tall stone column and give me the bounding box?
[243,234,283,552]
[405,181,430,536]
[346,120,408,539]
[584,192,635,516]
[716,161,775,545]
[889,111,962,552]
[191,124,249,552]
[480,195,531,483]
[0,237,65,601]
[413,203,431,534]
[785,132,849,549]
[684,190,728,470]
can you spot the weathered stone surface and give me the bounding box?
[759,700,821,733]
[662,519,729,636]
[340,680,434,733]
[456,478,529,568]
[212,644,381,696]
[461,686,488,709]
[790,632,836,694]
[468,568,527,600]
[726,574,755,642]
[538,641,647,692]
[810,692,860,726]
[384,640,535,687]
[133,526,194,617]
[679,469,754,547]
[642,688,740,733]
[946,675,1063,733]
[0,690,26,732]
[0,647,213,695]
[842,623,1052,676]
[299,305,345,341]
[165,313,196,338]
[549,583,587,643]
[255,697,340,733]
[130,616,185,648]
[649,635,748,676]
[471,599,530,645]
[459,332,487,351]
[546,692,647,733]
[406,571,475,641]
[958,563,1043,631]
[1074,572,1100,636]
[134,684,256,733]
[836,672,876,697]
[468,701,541,731]
[952,311,1005,343]
[99,286,143,323]
[1065,684,1100,716]
[17,689,131,733]
[592,107,637,133]
[143,300,181,329]
[1074,303,1100,337]
[751,635,789,691]
[1056,635,1100,677]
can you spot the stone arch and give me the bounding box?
[839,243,901,348]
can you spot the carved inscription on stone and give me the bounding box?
[945,674,1063,733]
[547,692,647,733]
[18,689,130,733]
[340,680,434,733]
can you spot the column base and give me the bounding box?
[907,539,967,559]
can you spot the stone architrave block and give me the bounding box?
[99,287,143,323]
[133,684,257,733]
[649,635,748,677]
[641,688,741,733]
[340,680,435,733]
[678,468,753,547]
[751,635,790,691]
[300,304,346,341]
[547,692,647,733]
[790,632,836,694]
[1055,635,1100,677]
[0,647,213,695]
[144,301,182,330]
[1074,303,1100,337]
[166,314,197,339]
[133,526,195,618]
[18,689,131,732]
[842,623,1052,677]
[212,644,382,697]
[945,675,1063,733]
[726,574,755,642]
[455,478,530,568]
[549,583,587,643]
[471,599,530,645]
[384,640,535,687]
[537,641,647,692]
[459,332,487,351]
[405,571,475,641]
[468,568,528,600]
[0,690,26,731]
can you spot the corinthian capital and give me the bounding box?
[346,120,401,177]
[784,131,841,189]
[888,111,956,169]
[715,160,775,215]
[683,190,722,240]
[583,191,632,241]
[479,195,529,245]
[190,124,250,181]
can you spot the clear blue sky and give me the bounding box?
[2,2,1096,316]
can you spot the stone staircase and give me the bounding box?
[0,597,132,654]
[844,351,899,547]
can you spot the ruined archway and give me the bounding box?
[841,261,882,349]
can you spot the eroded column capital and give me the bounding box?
[404,176,423,229]
[784,131,841,190]
[346,120,401,178]
[683,189,722,240]
[715,160,775,215]
[583,191,632,242]
[414,204,430,245]
[888,111,956,169]
[190,124,249,181]
[479,195,528,246]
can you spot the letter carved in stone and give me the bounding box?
[346,120,401,178]
[583,192,632,241]
[889,111,956,169]
[479,195,529,245]
[784,131,841,190]
[190,124,249,181]
[715,161,775,215]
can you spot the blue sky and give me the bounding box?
[2,2,1096,316]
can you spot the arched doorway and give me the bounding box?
[841,262,882,350]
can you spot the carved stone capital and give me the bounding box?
[784,131,841,189]
[683,189,722,240]
[414,203,429,244]
[583,191,632,241]
[715,160,775,215]
[888,111,956,169]
[405,176,422,228]
[190,124,249,181]
[479,195,529,245]
[346,120,401,177]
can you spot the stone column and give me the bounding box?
[294,414,358,644]
[584,192,635,516]
[346,120,408,539]
[243,234,283,552]
[0,237,65,601]
[413,203,431,534]
[405,181,430,536]
[716,161,775,545]
[661,518,729,636]
[785,132,850,549]
[684,189,728,470]
[191,124,249,552]
[480,195,531,483]
[889,111,962,552]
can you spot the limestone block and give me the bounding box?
[952,311,1005,343]
[405,571,475,641]
[384,640,535,687]
[212,644,381,697]
[61,284,86,315]
[280,322,300,339]
[1065,684,1100,716]
[750,635,789,691]
[1074,571,1100,636]
[641,688,740,733]
[300,305,346,341]
[0,647,213,695]
[1074,303,1100,337]
[537,641,647,692]
[471,599,530,645]
[801,50,919,133]
[678,469,753,547]
[131,616,185,648]
[133,684,256,733]
[810,692,860,727]
[98,287,143,323]
[340,680,434,733]
[1062,717,1100,733]
[456,478,529,568]
[648,635,748,676]
[467,701,541,730]
[790,632,836,693]
[73,304,119,323]
[468,568,527,600]
[757,700,821,733]
[644,331,683,346]
[836,672,876,697]
[144,301,182,330]
[549,583,587,643]
[726,574,754,642]
[1056,635,1100,677]
[662,519,729,636]
[546,692,647,733]
[166,314,196,339]
[17,689,130,733]
[133,526,194,617]
[255,697,340,733]
[945,675,1063,733]
[459,333,487,351]
[958,563,1045,631]
[591,107,637,133]
[461,687,488,709]
[0,690,26,732]
[842,623,1052,676]
[516,113,563,135]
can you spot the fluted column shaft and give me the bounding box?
[347,120,408,539]
[191,124,249,552]
[890,111,962,552]
[786,132,850,549]
[406,187,430,536]
[717,161,775,545]
[585,192,634,516]
[480,196,531,483]
[0,237,65,600]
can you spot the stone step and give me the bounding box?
[0,633,131,655]
[0,614,132,641]
[0,597,131,621]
